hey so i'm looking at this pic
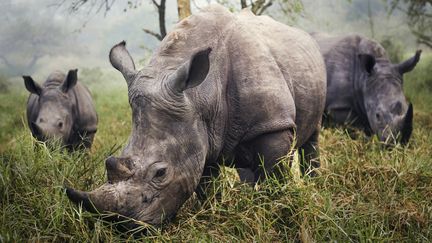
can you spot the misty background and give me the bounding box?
[0,0,427,82]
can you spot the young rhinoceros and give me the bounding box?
[24,69,98,150]
[67,4,326,227]
[311,33,420,145]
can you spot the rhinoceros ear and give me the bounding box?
[61,69,78,93]
[23,76,42,96]
[109,41,136,87]
[358,54,376,74]
[168,48,212,93]
[397,50,421,74]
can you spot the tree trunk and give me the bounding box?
[143,0,167,41]
[177,0,191,20]
[159,0,167,38]
[367,0,375,38]
[241,0,247,9]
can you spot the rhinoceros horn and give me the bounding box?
[66,188,98,213]
[400,103,413,145]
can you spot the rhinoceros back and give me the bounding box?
[230,10,327,146]
[150,4,326,148]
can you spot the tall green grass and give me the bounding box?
[1,56,432,242]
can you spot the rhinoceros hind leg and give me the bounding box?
[298,128,320,177]
[235,129,294,183]
[195,164,220,201]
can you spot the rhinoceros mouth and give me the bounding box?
[66,187,159,234]
[377,102,413,146]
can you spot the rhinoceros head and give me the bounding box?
[359,50,420,145]
[67,41,211,227]
[23,70,78,144]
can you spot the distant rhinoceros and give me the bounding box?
[311,33,420,144]
[24,69,98,149]
[66,4,326,227]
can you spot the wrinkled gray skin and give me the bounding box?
[311,33,420,144]
[24,70,98,150]
[67,4,326,227]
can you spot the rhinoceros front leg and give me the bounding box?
[298,128,320,177]
[237,168,256,184]
[236,129,294,183]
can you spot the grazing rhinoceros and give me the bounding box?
[66,4,326,227]
[24,70,98,149]
[311,33,421,145]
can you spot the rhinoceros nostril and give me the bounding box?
[375,113,381,120]
[391,101,403,115]
[58,122,63,128]
[142,194,150,204]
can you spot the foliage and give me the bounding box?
[61,0,167,41]
[388,0,432,48]
[380,37,406,63]
[0,75,9,94]
[1,55,432,241]
[404,53,432,104]
[0,2,78,76]
[238,0,303,16]
[63,0,305,44]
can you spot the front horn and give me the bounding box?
[400,103,413,145]
[66,187,98,213]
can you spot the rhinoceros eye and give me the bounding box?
[149,162,171,185]
[154,168,166,178]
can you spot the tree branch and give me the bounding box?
[251,0,265,14]
[63,0,167,41]
[152,0,160,8]
[388,0,432,49]
[411,29,432,48]
[142,28,163,41]
[241,0,247,9]
[158,0,167,38]
[256,0,272,15]
[0,56,13,69]
[26,54,44,70]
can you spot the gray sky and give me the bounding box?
[0,0,180,78]
[0,0,420,80]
